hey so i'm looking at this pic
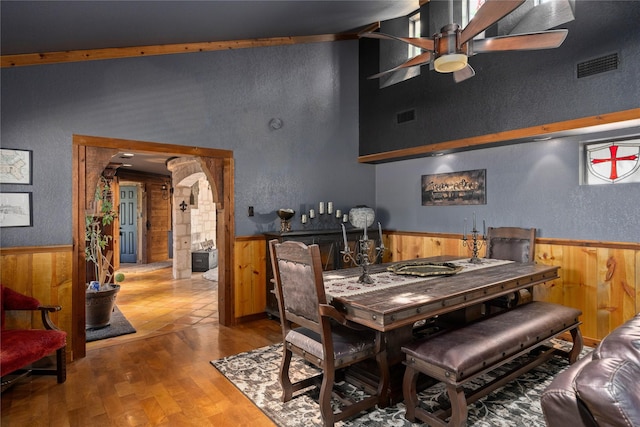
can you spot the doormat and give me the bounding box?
[86,306,136,342]
[211,342,589,427]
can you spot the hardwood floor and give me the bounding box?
[1,265,281,426]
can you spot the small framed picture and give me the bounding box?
[0,148,33,185]
[0,192,33,227]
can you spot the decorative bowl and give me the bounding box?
[277,209,295,221]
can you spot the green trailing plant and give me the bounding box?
[85,176,118,288]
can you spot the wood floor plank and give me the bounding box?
[1,267,279,426]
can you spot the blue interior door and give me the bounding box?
[119,186,137,263]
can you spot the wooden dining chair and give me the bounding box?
[485,226,537,310]
[485,226,536,263]
[268,239,389,427]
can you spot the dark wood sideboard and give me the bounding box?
[264,228,381,318]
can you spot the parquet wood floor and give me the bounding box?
[1,266,281,426]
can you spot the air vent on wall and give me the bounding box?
[396,109,416,124]
[577,53,619,78]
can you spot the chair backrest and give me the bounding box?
[1,285,40,330]
[269,239,327,334]
[486,227,536,263]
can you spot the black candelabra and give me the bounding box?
[340,223,385,283]
[461,213,486,264]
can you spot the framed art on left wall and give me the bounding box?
[0,148,32,185]
[0,192,33,227]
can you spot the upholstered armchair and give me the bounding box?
[268,239,389,427]
[1,285,67,392]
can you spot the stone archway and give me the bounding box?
[166,157,219,279]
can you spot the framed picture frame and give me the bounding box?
[0,192,33,227]
[0,148,32,185]
[422,169,486,206]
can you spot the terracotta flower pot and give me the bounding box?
[85,284,120,329]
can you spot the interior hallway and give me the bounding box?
[1,265,282,426]
[88,263,219,350]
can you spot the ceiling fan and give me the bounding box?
[361,0,569,83]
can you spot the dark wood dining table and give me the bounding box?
[325,255,560,332]
[322,255,560,403]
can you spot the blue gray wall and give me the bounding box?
[375,128,640,243]
[0,41,375,247]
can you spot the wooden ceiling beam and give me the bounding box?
[358,108,640,163]
[1,32,358,68]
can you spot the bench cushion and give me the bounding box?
[402,302,581,383]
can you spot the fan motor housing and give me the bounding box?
[434,24,468,73]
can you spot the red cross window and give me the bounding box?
[584,139,640,184]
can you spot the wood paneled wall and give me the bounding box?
[384,232,639,343]
[0,246,74,360]
[3,232,636,361]
[233,237,267,318]
[236,232,639,344]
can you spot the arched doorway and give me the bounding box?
[72,134,235,359]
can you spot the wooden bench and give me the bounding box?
[402,301,583,427]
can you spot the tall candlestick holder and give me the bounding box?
[462,225,486,264]
[341,223,385,284]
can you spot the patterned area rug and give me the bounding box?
[211,342,587,427]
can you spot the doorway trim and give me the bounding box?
[72,134,235,359]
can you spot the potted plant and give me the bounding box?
[85,176,124,329]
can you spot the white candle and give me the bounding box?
[483,219,486,236]
[301,214,307,224]
[463,218,467,240]
[363,214,368,241]
[343,214,349,223]
[473,212,476,231]
[327,202,333,215]
[309,209,315,219]
[318,202,324,215]
[378,222,384,249]
[341,224,348,250]
[335,209,342,219]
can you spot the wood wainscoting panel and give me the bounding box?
[0,246,74,360]
[386,232,486,262]
[234,237,267,318]
[383,231,637,343]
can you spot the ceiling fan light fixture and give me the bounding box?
[434,53,468,73]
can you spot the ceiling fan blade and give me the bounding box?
[368,52,433,80]
[461,0,526,45]
[472,29,568,53]
[360,32,435,52]
[453,64,475,83]
[509,0,575,34]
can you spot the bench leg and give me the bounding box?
[402,364,420,422]
[403,364,468,427]
[445,383,468,427]
[568,327,584,364]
